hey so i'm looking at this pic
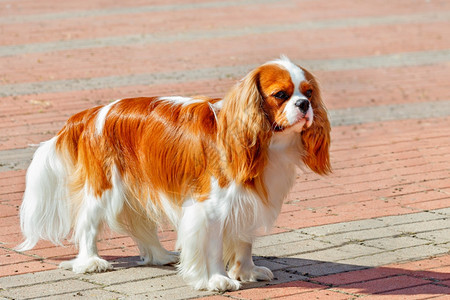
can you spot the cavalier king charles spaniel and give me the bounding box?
[18,56,331,291]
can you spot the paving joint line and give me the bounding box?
[333,131,450,153]
[429,209,450,217]
[332,155,430,169]
[373,282,435,295]
[291,173,450,197]
[0,246,48,264]
[398,196,450,209]
[416,185,450,196]
[287,190,390,204]
[324,287,365,298]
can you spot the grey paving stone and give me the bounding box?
[135,285,213,299]
[253,257,290,271]
[431,207,450,216]
[253,239,332,257]
[0,279,98,299]
[291,243,382,262]
[0,147,35,172]
[375,212,447,226]
[415,228,450,244]
[82,265,176,286]
[297,219,384,237]
[316,226,404,244]
[390,219,449,234]
[0,269,77,289]
[105,274,185,295]
[338,244,449,268]
[388,244,449,262]
[270,269,309,284]
[363,236,432,251]
[330,100,450,126]
[439,242,450,249]
[287,261,367,278]
[288,248,351,263]
[337,252,403,267]
[254,231,311,249]
[272,256,320,268]
[43,288,123,300]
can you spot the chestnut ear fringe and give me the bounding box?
[311,161,332,175]
[303,153,332,176]
[301,123,331,176]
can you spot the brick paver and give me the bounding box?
[1,0,449,299]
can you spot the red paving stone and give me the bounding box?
[0,260,57,277]
[315,268,402,286]
[335,275,433,295]
[364,284,450,299]
[278,290,350,300]
[227,280,325,300]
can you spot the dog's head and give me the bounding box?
[218,56,331,183]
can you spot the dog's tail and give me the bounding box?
[16,137,71,251]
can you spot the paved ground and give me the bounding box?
[0,0,449,299]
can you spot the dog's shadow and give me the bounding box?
[101,255,448,296]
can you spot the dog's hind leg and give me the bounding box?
[59,187,112,273]
[119,203,178,266]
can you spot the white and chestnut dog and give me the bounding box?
[18,56,330,291]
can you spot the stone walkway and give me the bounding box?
[0,0,449,299]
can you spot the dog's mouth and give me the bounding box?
[291,117,309,133]
[272,115,311,133]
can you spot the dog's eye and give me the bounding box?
[304,89,313,98]
[273,91,289,100]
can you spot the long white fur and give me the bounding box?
[159,96,205,107]
[95,98,122,135]
[18,137,70,251]
[59,185,113,273]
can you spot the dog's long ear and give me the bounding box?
[301,68,331,175]
[218,69,272,184]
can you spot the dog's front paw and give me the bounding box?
[59,257,113,273]
[229,265,274,282]
[207,274,240,292]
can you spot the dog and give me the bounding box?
[18,56,330,291]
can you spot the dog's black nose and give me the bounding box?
[295,99,310,113]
